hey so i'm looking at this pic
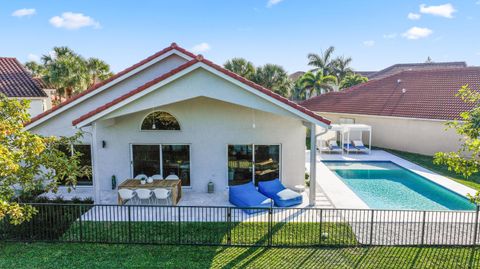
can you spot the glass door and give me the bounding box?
[132,145,161,177]
[228,145,253,186]
[254,145,280,185]
[162,145,190,186]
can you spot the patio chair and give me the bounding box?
[134,174,148,180]
[343,142,360,153]
[165,174,179,180]
[118,189,136,205]
[153,188,171,205]
[229,182,272,214]
[325,140,342,153]
[135,189,153,205]
[151,174,164,180]
[353,140,370,153]
[258,178,303,207]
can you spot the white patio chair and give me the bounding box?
[153,188,171,205]
[165,174,179,180]
[135,189,152,205]
[134,174,148,180]
[151,174,164,180]
[118,189,135,205]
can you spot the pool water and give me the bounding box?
[323,161,475,211]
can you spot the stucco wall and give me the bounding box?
[94,97,306,196]
[318,112,461,156]
[28,99,45,117]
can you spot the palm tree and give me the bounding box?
[339,74,368,89]
[307,46,336,76]
[253,64,292,97]
[24,61,45,77]
[299,71,338,98]
[332,56,353,82]
[290,79,307,101]
[43,53,89,99]
[224,58,256,80]
[86,58,113,87]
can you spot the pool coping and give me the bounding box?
[309,150,478,210]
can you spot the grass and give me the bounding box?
[380,147,480,191]
[0,242,479,268]
[58,221,357,246]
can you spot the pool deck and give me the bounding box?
[309,149,478,209]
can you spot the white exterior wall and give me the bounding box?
[94,97,306,196]
[318,112,460,156]
[28,99,45,117]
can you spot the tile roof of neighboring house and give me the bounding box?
[27,43,196,126]
[0,57,47,97]
[73,55,331,126]
[355,71,377,78]
[33,77,52,89]
[368,61,467,80]
[300,67,480,121]
[289,71,305,81]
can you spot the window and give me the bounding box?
[228,144,280,186]
[58,144,93,186]
[131,144,190,186]
[141,111,180,130]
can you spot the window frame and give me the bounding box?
[139,110,182,132]
[59,144,93,186]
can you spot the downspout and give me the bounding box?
[309,123,330,206]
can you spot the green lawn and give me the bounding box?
[0,242,479,268]
[380,147,480,191]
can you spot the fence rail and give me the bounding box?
[1,203,479,247]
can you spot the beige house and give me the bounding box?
[301,67,480,156]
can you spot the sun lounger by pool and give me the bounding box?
[229,182,272,213]
[343,142,360,153]
[258,178,303,207]
[353,140,370,153]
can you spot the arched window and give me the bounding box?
[141,111,180,130]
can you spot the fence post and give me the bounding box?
[473,205,479,246]
[177,207,181,244]
[369,209,374,246]
[227,207,232,245]
[78,205,83,242]
[268,207,273,246]
[319,209,323,246]
[128,205,132,243]
[421,211,426,245]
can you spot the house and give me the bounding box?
[0,57,54,117]
[362,61,467,80]
[25,43,330,205]
[301,67,480,155]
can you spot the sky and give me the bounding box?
[1,0,480,74]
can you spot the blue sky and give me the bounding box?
[1,0,479,73]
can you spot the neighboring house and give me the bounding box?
[364,61,467,80]
[301,67,480,156]
[0,57,53,117]
[25,43,330,204]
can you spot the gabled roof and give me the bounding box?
[72,54,331,127]
[0,57,47,98]
[300,67,480,121]
[368,61,467,80]
[26,43,195,128]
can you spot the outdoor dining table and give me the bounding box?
[117,179,182,205]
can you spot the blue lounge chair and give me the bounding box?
[343,143,359,153]
[258,178,303,207]
[229,182,272,213]
[353,140,370,153]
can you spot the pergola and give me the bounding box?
[319,124,372,154]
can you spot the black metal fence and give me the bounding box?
[1,203,479,247]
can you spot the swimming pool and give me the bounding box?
[323,161,475,211]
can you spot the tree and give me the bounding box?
[24,61,45,77]
[0,94,90,224]
[307,46,336,76]
[224,58,255,80]
[340,74,368,89]
[299,71,338,98]
[333,56,353,82]
[290,79,307,101]
[253,64,292,97]
[434,84,480,203]
[86,58,113,87]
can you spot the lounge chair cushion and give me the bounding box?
[353,140,368,151]
[229,182,272,212]
[258,179,303,207]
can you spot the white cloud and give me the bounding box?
[49,12,100,30]
[12,8,36,17]
[407,12,421,20]
[267,0,283,8]
[383,33,397,39]
[27,53,40,62]
[420,3,456,18]
[402,26,433,40]
[191,42,211,53]
[363,40,375,47]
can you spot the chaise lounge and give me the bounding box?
[229,182,272,213]
[258,178,303,207]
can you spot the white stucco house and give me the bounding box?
[26,43,330,205]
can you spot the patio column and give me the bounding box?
[309,122,317,206]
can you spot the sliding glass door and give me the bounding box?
[228,144,280,186]
[131,144,190,186]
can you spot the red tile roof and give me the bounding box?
[300,67,480,121]
[73,55,331,126]
[26,43,196,126]
[0,57,47,97]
